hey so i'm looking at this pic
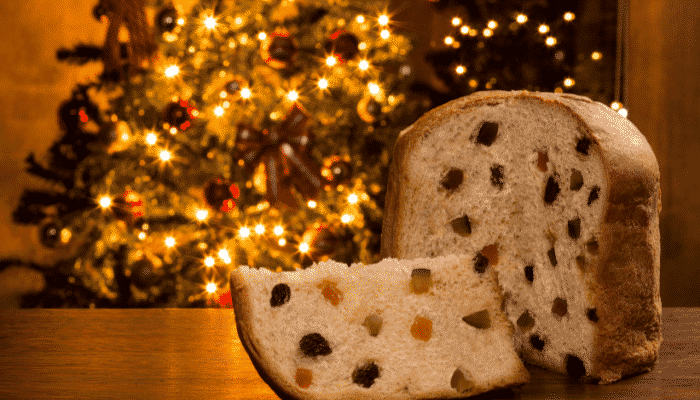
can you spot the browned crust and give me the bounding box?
[381,90,662,384]
[230,270,302,400]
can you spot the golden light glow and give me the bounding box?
[358,42,367,50]
[214,106,224,116]
[240,88,251,99]
[274,225,284,236]
[611,101,622,110]
[99,196,112,209]
[258,32,267,40]
[255,224,265,235]
[618,108,628,118]
[177,18,185,26]
[539,24,550,34]
[469,29,478,37]
[318,78,329,89]
[591,51,602,60]
[358,59,370,70]
[564,77,575,87]
[307,200,317,209]
[325,56,337,66]
[444,36,454,45]
[239,226,251,238]
[348,193,358,204]
[60,228,71,244]
[483,28,493,37]
[460,25,470,34]
[165,236,176,248]
[368,82,380,95]
[299,243,310,253]
[341,214,354,223]
[159,150,172,161]
[146,132,157,145]
[380,29,390,39]
[218,248,230,260]
[564,12,575,21]
[545,36,557,46]
[165,65,179,78]
[469,79,478,88]
[278,238,286,246]
[206,282,217,293]
[456,65,466,74]
[378,14,389,26]
[286,90,299,101]
[487,20,498,29]
[356,15,365,23]
[516,14,528,23]
[452,17,462,26]
[196,209,209,221]
[138,231,146,240]
[204,16,217,29]
[204,256,215,267]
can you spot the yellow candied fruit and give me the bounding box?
[318,280,343,306]
[410,316,432,341]
[410,268,432,294]
[295,368,313,388]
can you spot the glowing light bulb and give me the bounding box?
[611,101,622,110]
[165,236,176,248]
[204,257,215,267]
[539,24,550,34]
[255,224,265,235]
[545,36,557,46]
[516,14,528,23]
[307,200,317,209]
[591,51,602,60]
[218,249,230,260]
[318,78,328,89]
[378,14,389,26]
[274,225,284,236]
[206,282,217,293]
[287,90,299,101]
[460,25,470,34]
[214,106,224,116]
[483,28,493,37]
[258,32,266,40]
[368,82,380,95]
[444,36,454,45]
[358,59,369,70]
[99,196,112,209]
[564,12,575,21]
[278,238,286,246]
[380,29,390,39]
[159,150,172,161]
[356,15,365,23]
[564,78,575,87]
[487,20,498,29]
[348,194,358,204]
[239,227,251,238]
[240,88,251,99]
[165,65,179,78]
[455,65,466,74]
[299,243,310,253]
[618,108,628,118]
[138,231,146,240]
[341,214,353,223]
[146,132,157,145]
[196,209,209,221]
[204,16,217,29]
[325,56,337,66]
[452,17,462,26]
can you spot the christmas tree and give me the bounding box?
[11,0,418,307]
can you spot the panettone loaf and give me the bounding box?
[380,90,662,384]
[230,256,530,400]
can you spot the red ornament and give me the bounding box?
[203,177,240,212]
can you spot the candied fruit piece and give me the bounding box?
[576,254,586,270]
[544,176,560,204]
[490,164,505,189]
[586,240,599,254]
[517,310,535,332]
[440,169,464,192]
[410,268,432,294]
[524,265,534,283]
[481,243,499,266]
[270,283,291,307]
[588,186,600,206]
[568,218,581,240]
[462,310,491,329]
[317,280,343,306]
[566,354,587,380]
[362,313,383,337]
[476,122,499,146]
[450,215,472,236]
[530,334,545,351]
[299,333,332,357]
[352,361,380,388]
[587,308,599,322]
[450,369,475,393]
[552,297,568,317]
[295,368,313,388]
[537,151,549,172]
[548,247,557,267]
[570,169,584,191]
[410,316,432,341]
[576,137,592,155]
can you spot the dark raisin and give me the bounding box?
[576,137,592,155]
[440,169,464,192]
[517,310,535,332]
[544,176,560,204]
[567,218,581,240]
[576,254,586,269]
[587,186,600,206]
[490,164,504,189]
[552,297,568,317]
[547,247,557,267]
[524,265,534,283]
[537,151,549,172]
[587,308,599,322]
[410,268,432,294]
[270,283,291,307]
[299,333,332,357]
[476,122,499,146]
[450,215,472,236]
[566,354,587,380]
[462,310,491,329]
[473,253,489,274]
[570,169,584,191]
[352,361,380,388]
[586,240,599,254]
[530,334,545,350]
[450,369,475,393]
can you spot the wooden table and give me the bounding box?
[0,308,698,399]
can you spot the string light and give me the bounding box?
[206,282,217,293]
[214,106,224,116]
[539,24,550,34]
[164,65,179,78]
[165,236,176,248]
[455,65,466,74]
[487,20,498,29]
[318,78,329,89]
[545,36,557,46]
[356,15,365,23]
[378,14,389,26]
[348,193,358,204]
[452,17,462,26]
[273,225,284,236]
[564,78,575,87]
[258,32,267,40]
[138,231,146,240]
[341,214,354,223]
[255,224,265,234]
[307,200,317,208]
[325,56,337,66]
[146,132,157,145]
[483,28,493,37]
[611,101,622,110]
[278,238,286,246]
[204,256,215,267]
[239,226,251,238]
[358,59,370,70]
[204,16,217,29]
[196,209,209,221]
[618,108,628,118]
[460,25,470,35]
[240,88,251,99]
[564,12,575,21]
[516,14,528,24]
[444,36,454,45]
[592,51,602,60]
[159,149,172,161]
[368,82,381,95]
[299,243,310,253]
[286,90,299,101]
[99,196,112,209]
[218,248,231,261]
[380,29,390,39]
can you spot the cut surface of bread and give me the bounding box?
[230,256,530,400]
[380,90,662,384]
